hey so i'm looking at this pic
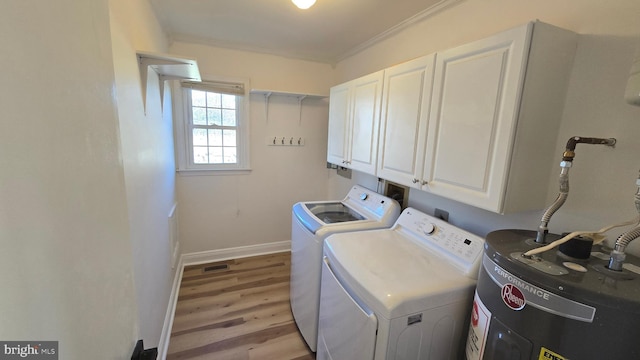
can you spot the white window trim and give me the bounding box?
[173,75,251,174]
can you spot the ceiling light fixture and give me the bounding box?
[292,0,316,10]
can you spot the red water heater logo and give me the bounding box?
[501,284,526,310]
[471,301,479,327]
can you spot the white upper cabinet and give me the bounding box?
[327,21,576,214]
[423,21,577,213]
[327,71,384,175]
[377,55,436,186]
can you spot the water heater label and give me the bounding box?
[483,255,596,322]
[539,346,567,360]
[465,292,492,360]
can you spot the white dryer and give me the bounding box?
[291,185,400,351]
[317,207,484,360]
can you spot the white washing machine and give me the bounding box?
[291,185,400,351]
[317,207,485,360]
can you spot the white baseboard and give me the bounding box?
[157,255,184,360]
[156,240,291,359]
[181,240,291,266]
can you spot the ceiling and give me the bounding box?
[149,0,458,64]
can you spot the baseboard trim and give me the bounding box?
[157,255,184,360]
[156,240,291,359]
[181,240,291,266]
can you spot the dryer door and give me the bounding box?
[317,257,377,360]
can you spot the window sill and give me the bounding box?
[176,168,252,176]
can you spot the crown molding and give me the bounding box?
[336,0,465,62]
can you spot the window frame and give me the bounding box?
[174,75,251,174]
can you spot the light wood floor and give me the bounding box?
[167,252,315,360]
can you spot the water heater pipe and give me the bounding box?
[524,217,637,257]
[608,173,640,271]
[535,136,617,244]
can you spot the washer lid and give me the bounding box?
[305,202,365,224]
[293,202,370,234]
[292,185,401,235]
[324,229,477,319]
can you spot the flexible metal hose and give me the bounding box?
[534,136,616,244]
[609,179,640,271]
[614,227,640,252]
[536,167,570,243]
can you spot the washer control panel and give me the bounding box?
[344,185,400,219]
[396,207,485,276]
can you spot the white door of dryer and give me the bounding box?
[317,257,377,360]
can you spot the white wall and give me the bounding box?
[169,42,336,253]
[335,0,640,79]
[553,35,640,253]
[170,43,336,96]
[0,0,138,358]
[109,0,179,349]
[330,0,640,252]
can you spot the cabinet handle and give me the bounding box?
[421,180,428,185]
[412,178,419,184]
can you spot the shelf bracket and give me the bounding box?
[136,51,201,114]
[157,74,190,111]
[297,95,307,125]
[249,89,327,123]
[263,92,272,122]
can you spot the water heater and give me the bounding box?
[465,230,640,360]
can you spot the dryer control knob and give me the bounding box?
[422,223,435,235]
[360,193,368,201]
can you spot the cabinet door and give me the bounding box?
[423,23,531,211]
[327,82,350,166]
[377,55,435,187]
[348,71,384,174]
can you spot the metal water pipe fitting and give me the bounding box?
[535,136,616,244]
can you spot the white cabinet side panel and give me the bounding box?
[327,84,350,165]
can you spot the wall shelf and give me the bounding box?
[250,89,328,123]
[137,51,202,112]
[250,89,328,99]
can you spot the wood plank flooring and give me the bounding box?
[167,252,315,360]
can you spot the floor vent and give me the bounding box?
[202,264,229,273]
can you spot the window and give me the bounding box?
[175,78,250,173]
